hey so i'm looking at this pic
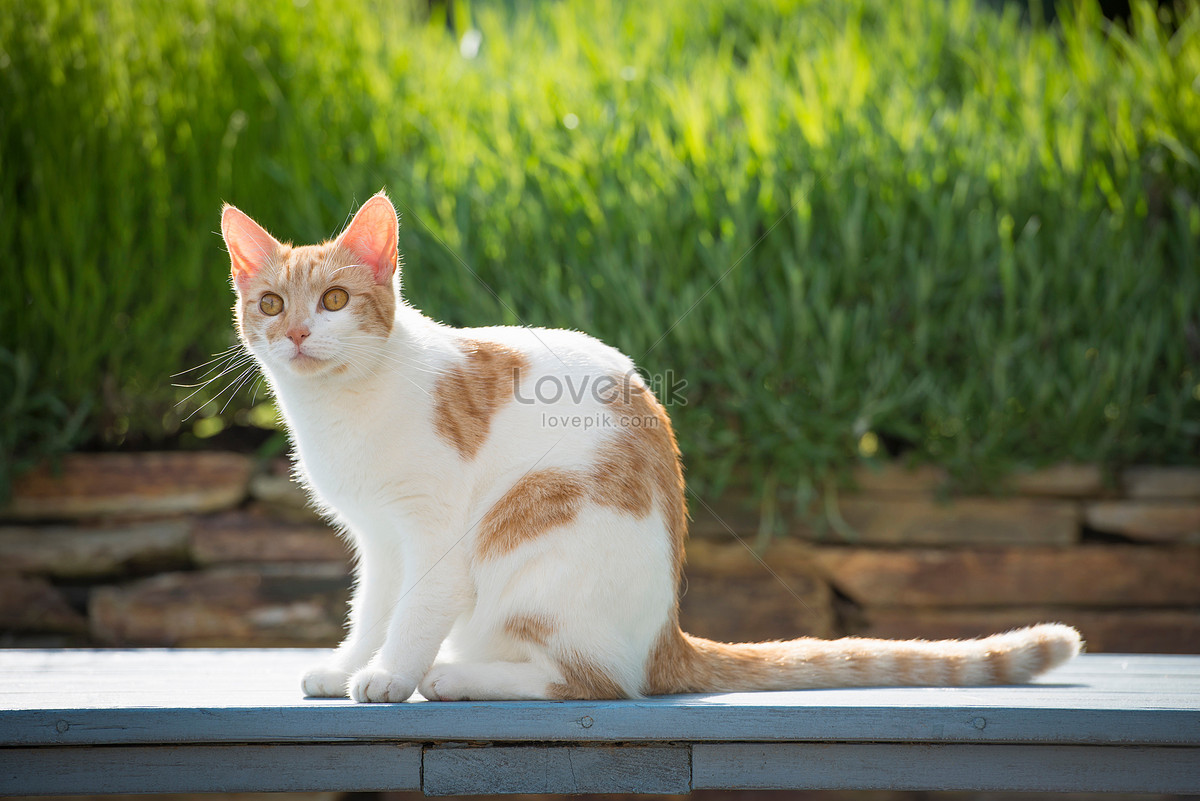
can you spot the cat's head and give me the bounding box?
[221,193,400,379]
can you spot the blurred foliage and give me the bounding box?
[2,0,1198,508]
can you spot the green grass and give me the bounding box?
[3,0,1198,510]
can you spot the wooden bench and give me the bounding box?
[1,649,1197,795]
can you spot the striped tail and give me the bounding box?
[647,623,1082,693]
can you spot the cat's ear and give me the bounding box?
[221,204,281,287]
[336,192,398,285]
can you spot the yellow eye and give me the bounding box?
[259,293,284,316]
[322,287,349,311]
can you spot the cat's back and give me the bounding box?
[427,323,654,471]
[453,324,636,377]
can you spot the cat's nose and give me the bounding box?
[286,326,310,346]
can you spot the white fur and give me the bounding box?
[226,198,1080,702]
[242,288,674,701]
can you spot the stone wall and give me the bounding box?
[2,453,1197,653]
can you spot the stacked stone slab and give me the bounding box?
[687,463,1200,652]
[1,454,1197,653]
[0,453,348,647]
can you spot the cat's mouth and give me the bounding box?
[287,351,330,374]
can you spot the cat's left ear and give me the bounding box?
[337,192,399,285]
[221,204,281,288]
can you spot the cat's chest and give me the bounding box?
[288,405,411,512]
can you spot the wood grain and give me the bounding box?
[423,745,690,795]
[0,743,420,794]
[692,742,1200,793]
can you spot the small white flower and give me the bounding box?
[460,29,482,60]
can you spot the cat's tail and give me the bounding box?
[647,623,1082,693]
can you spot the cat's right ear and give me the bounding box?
[336,193,399,285]
[221,204,281,287]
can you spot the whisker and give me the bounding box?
[172,355,254,406]
[337,338,455,377]
[219,366,261,415]
[182,363,258,421]
[335,344,433,397]
[173,348,251,382]
[171,345,244,378]
[250,375,268,405]
[328,263,364,277]
[171,355,253,389]
[173,346,256,413]
[336,343,448,380]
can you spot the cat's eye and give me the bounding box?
[259,293,284,316]
[322,287,349,312]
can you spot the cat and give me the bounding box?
[220,192,1082,703]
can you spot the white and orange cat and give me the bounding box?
[221,192,1081,703]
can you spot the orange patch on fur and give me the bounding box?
[476,468,584,559]
[643,628,805,695]
[644,625,1082,695]
[504,615,627,700]
[991,648,1015,685]
[549,653,626,700]
[893,650,917,685]
[355,285,395,337]
[504,614,556,646]
[433,339,529,460]
[944,652,964,686]
[591,376,687,573]
[1033,633,1055,675]
[466,371,685,562]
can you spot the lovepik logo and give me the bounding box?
[511,368,688,407]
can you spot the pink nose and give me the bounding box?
[286,327,310,347]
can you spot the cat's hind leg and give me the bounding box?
[420,659,561,701]
[439,508,673,701]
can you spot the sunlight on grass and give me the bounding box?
[2,0,1198,505]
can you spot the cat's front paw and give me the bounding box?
[301,665,351,698]
[350,667,417,703]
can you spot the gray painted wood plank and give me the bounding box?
[17,657,1198,693]
[1,649,1198,795]
[692,742,1200,793]
[0,743,420,795]
[5,649,1199,705]
[4,649,1193,677]
[6,649,1200,705]
[422,744,690,795]
[5,703,1198,749]
[11,699,1200,748]
[1,650,1198,749]
[7,681,1199,705]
